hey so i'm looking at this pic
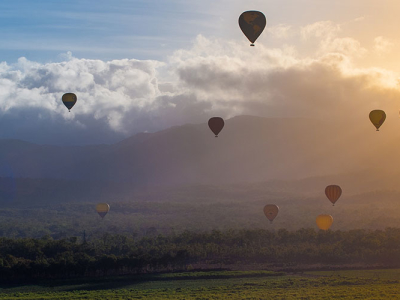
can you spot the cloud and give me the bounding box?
[374,36,395,56]
[0,56,163,138]
[267,24,293,39]
[0,51,215,144]
[320,37,367,57]
[0,20,399,145]
[300,21,367,57]
[301,21,340,40]
[172,35,399,120]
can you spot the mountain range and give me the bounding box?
[0,115,398,192]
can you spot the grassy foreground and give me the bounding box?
[0,269,399,299]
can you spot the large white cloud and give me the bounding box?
[0,20,399,145]
[172,34,399,122]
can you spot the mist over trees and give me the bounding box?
[0,177,398,240]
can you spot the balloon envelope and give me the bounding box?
[316,214,333,230]
[369,110,386,131]
[208,117,224,137]
[62,93,77,111]
[238,11,266,46]
[263,204,279,223]
[96,203,110,219]
[325,185,342,206]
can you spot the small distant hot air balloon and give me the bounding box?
[239,11,266,46]
[208,117,224,137]
[369,110,386,131]
[316,214,333,230]
[96,203,110,219]
[325,185,342,206]
[62,93,77,112]
[263,204,279,224]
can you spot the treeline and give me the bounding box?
[1,228,400,282]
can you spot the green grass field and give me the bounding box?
[304,268,400,280]
[0,269,399,299]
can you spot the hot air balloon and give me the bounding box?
[316,214,333,230]
[96,203,110,219]
[208,117,224,137]
[238,11,266,46]
[263,204,279,224]
[62,93,77,112]
[369,110,386,131]
[325,185,342,206]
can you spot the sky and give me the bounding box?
[1,0,400,145]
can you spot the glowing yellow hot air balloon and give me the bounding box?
[325,185,342,206]
[316,214,333,230]
[96,203,110,219]
[263,204,279,224]
[62,93,77,112]
[369,110,386,131]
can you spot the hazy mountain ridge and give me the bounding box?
[0,115,397,189]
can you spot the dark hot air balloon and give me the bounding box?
[62,93,77,112]
[208,117,224,137]
[238,11,266,46]
[369,110,386,131]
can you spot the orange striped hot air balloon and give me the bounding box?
[325,185,342,206]
[316,214,333,230]
[263,204,279,224]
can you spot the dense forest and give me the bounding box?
[1,228,400,282]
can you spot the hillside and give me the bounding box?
[0,115,398,187]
